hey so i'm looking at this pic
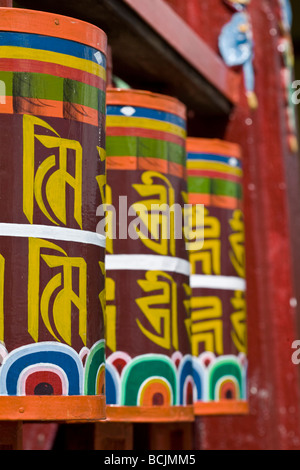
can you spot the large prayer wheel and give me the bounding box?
[104,88,194,422]
[0,8,107,421]
[187,138,248,415]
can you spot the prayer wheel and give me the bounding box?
[186,138,248,415]
[104,88,194,422]
[0,8,107,421]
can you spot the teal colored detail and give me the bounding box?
[121,354,177,406]
[84,339,106,396]
[208,357,243,401]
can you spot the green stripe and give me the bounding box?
[188,176,242,199]
[106,135,186,166]
[0,71,13,95]
[0,71,105,112]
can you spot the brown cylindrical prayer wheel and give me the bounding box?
[187,138,248,415]
[104,88,194,422]
[0,8,107,421]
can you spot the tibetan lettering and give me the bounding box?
[28,238,87,345]
[23,114,83,228]
[136,271,178,350]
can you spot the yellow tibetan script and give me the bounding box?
[230,290,247,353]
[23,114,83,228]
[132,172,176,256]
[105,277,117,352]
[136,271,178,350]
[190,207,221,275]
[28,238,87,345]
[229,210,245,278]
[190,296,223,356]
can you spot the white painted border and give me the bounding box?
[190,274,246,291]
[105,254,190,276]
[0,223,106,248]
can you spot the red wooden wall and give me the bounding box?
[166,0,300,450]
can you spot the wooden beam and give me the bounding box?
[14,0,238,116]
[122,0,239,105]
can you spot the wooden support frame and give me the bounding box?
[14,0,239,116]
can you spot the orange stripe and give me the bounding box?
[194,400,249,416]
[106,405,195,422]
[107,156,186,179]
[187,137,242,159]
[107,126,185,147]
[0,58,105,90]
[107,156,137,170]
[0,395,106,422]
[0,8,107,53]
[107,88,186,120]
[188,193,212,206]
[188,193,242,209]
[0,95,13,113]
[0,97,98,126]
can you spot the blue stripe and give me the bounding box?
[187,152,242,169]
[107,105,186,129]
[0,31,106,66]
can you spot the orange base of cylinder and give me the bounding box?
[105,405,195,423]
[194,400,249,416]
[0,396,106,422]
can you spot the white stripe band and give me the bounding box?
[0,223,106,248]
[105,254,190,276]
[190,274,246,291]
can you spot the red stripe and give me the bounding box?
[0,58,105,90]
[188,169,242,183]
[106,126,185,147]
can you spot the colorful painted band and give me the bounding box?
[188,176,242,201]
[0,71,105,125]
[0,97,100,127]
[187,138,241,159]
[0,72,105,111]
[188,162,242,178]
[188,170,241,184]
[188,193,243,209]
[0,32,106,67]
[107,156,186,179]
[106,116,186,139]
[107,88,186,119]
[106,127,185,147]
[0,47,105,80]
[0,59,106,90]
[106,135,185,166]
[107,105,186,129]
[187,152,242,166]
[0,8,107,53]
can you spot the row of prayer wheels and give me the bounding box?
[0,8,247,422]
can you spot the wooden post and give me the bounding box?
[0,422,23,450]
[94,423,134,450]
[148,423,193,451]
